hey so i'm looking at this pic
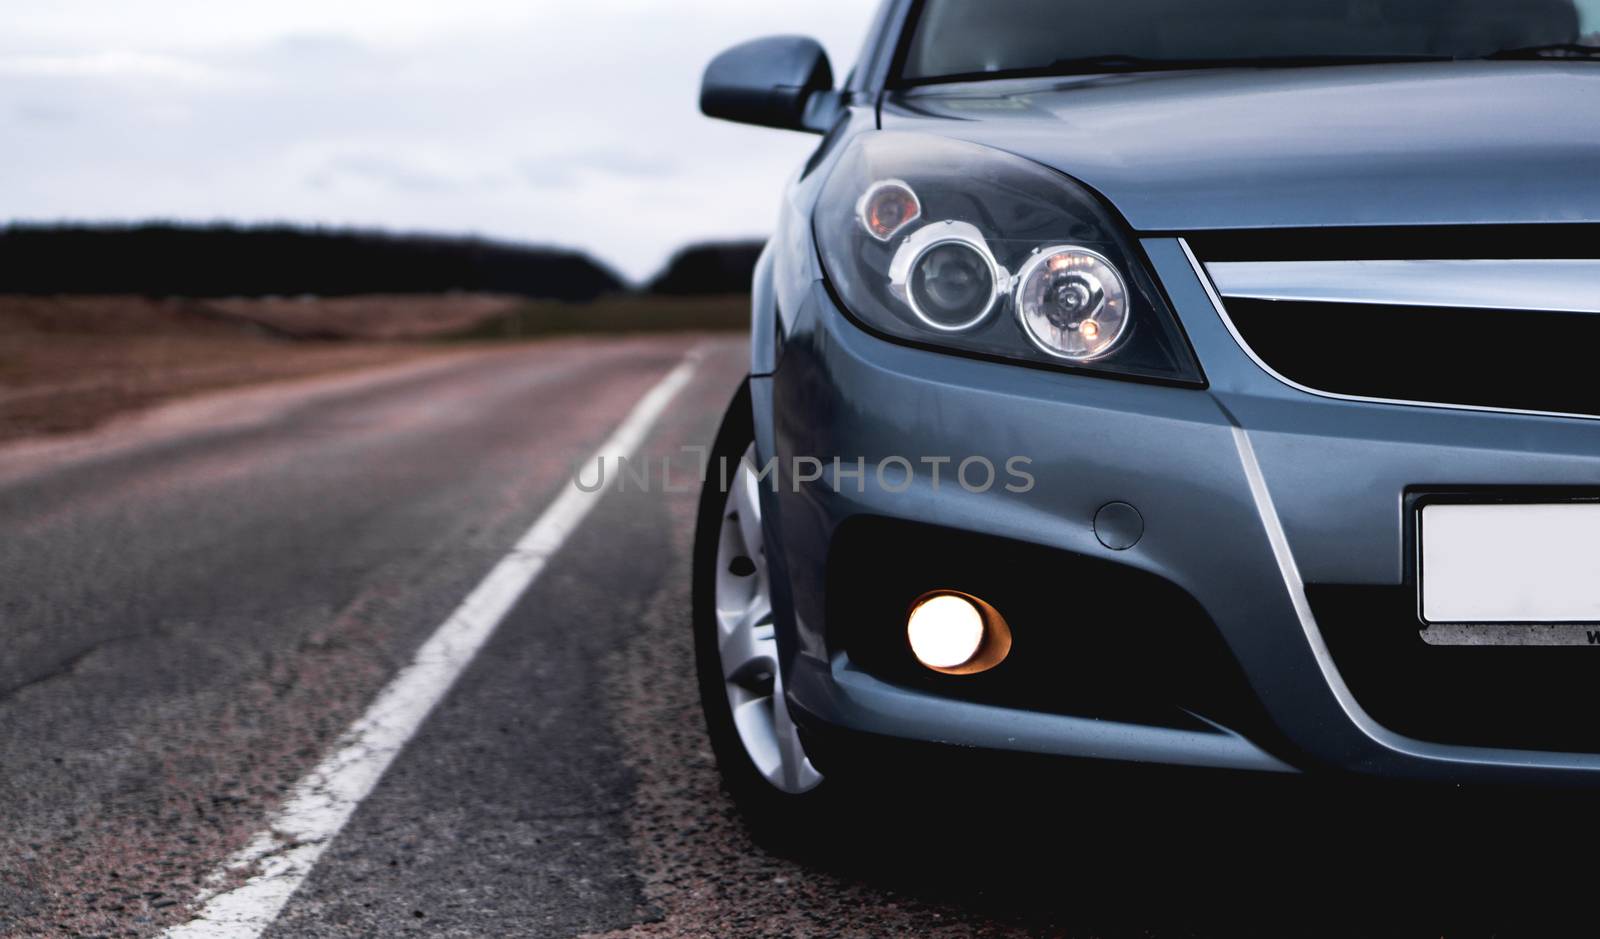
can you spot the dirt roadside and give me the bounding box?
[0,294,745,444]
[0,295,457,443]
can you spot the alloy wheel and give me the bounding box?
[712,445,823,794]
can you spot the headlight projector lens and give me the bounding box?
[911,241,995,329]
[888,221,1005,332]
[1015,246,1129,360]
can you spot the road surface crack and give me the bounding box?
[0,630,154,704]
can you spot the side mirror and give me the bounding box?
[700,35,839,133]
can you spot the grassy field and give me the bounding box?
[0,293,747,442]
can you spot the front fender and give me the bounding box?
[749,243,779,376]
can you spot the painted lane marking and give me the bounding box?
[164,351,701,938]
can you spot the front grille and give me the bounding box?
[1313,584,1600,754]
[1224,297,1600,417]
[1188,227,1600,418]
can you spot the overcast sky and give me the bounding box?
[2,1,879,283]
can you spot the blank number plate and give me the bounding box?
[1421,502,1600,625]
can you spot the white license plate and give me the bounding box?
[1421,502,1600,624]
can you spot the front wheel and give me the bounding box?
[692,383,830,841]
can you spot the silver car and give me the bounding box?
[691,0,1600,836]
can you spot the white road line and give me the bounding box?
[164,351,702,939]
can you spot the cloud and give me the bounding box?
[0,0,880,281]
[15,103,75,124]
[306,154,479,193]
[0,51,224,83]
[517,149,677,189]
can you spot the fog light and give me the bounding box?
[906,590,1012,675]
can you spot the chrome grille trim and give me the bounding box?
[1205,258,1600,315]
[1178,239,1600,424]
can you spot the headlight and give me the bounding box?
[887,220,1005,332]
[815,132,1203,384]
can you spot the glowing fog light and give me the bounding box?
[907,593,985,669]
[906,591,1012,675]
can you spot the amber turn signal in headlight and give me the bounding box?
[856,178,921,242]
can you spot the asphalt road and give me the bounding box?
[1,334,1594,938]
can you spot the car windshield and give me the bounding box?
[900,0,1600,82]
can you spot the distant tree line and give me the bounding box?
[0,224,624,300]
[0,224,768,299]
[647,241,765,296]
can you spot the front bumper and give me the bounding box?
[758,237,1600,785]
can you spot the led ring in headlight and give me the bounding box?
[1014,246,1129,361]
[888,221,1007,332]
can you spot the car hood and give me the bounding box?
[882,62,1600,231]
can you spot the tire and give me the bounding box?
[692,381,833,845]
